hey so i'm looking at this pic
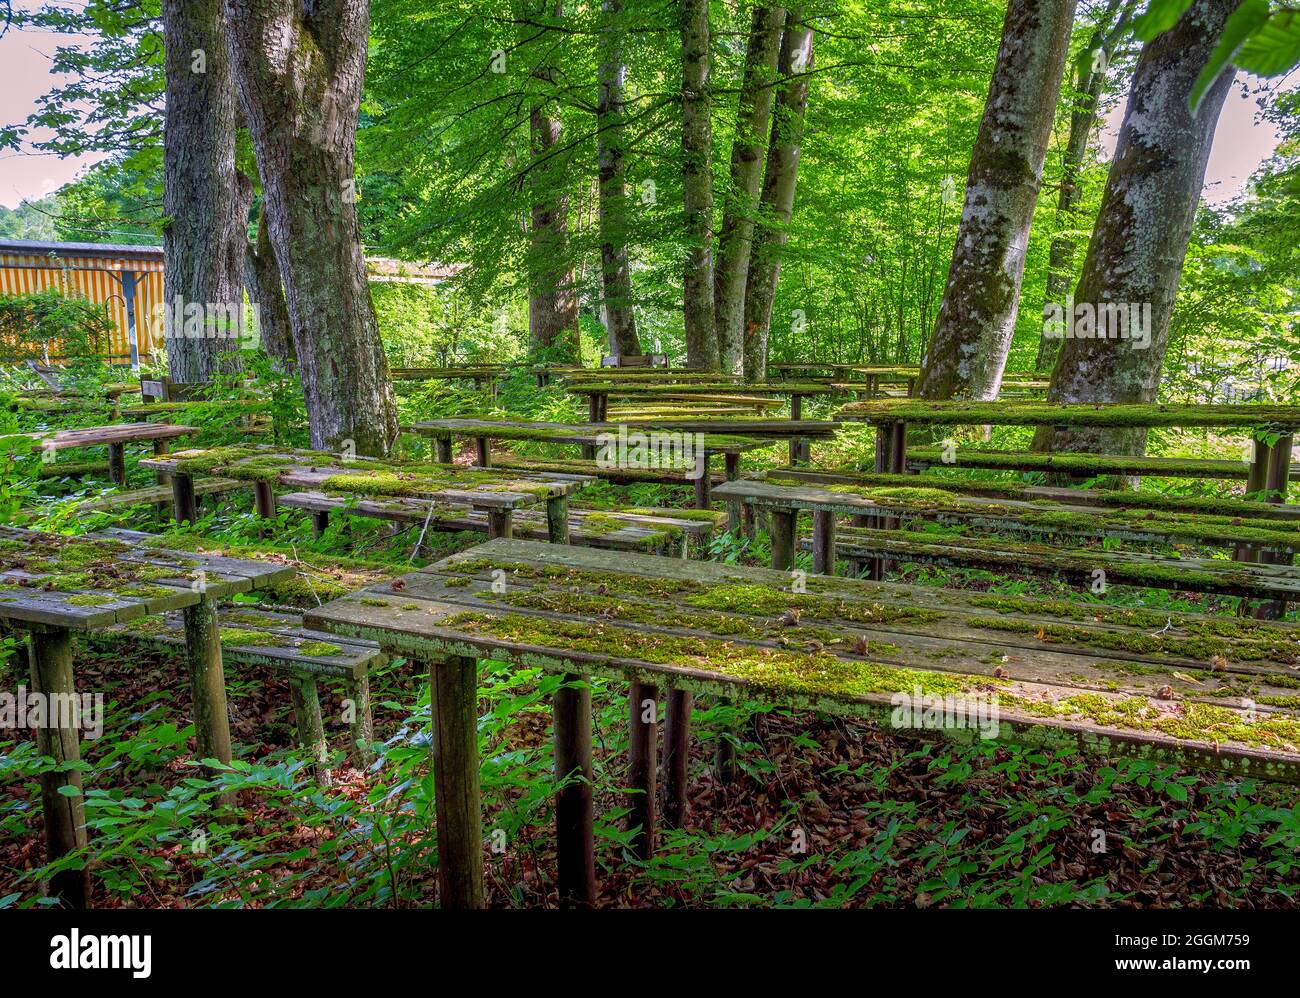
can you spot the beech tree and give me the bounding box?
[223,0,398,456]
[680,0,717,370]
[742,9,813,382]
[161,0,244,383]
[596,0,642,360]
[916,0,1078,399]
[715,4,785,375]
[1037,0,1242,456]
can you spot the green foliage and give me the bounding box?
[0,287,113,368]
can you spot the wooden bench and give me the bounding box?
[19,422,197,488]
[277,491,721,555]
[713,478,1300,604]
[104,604,383,782]
[906,446,1300,483]
[304,537,1300,908]
[77,477,244,513]
[408,419,765,508]
[488,454,725,487]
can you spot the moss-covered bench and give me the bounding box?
[905,446,1300,483]
[104,604,384,783]
[77,478,244,513]
[303,537,1300,908]
[277,490,723,556]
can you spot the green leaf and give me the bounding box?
[1189,0,1271,112]
[1235,9,1300,77]
[1132,0,1195,41]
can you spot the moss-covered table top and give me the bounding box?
[837,398,1300,430]
[0,526,295,630]
[904,445,1295,481]
[568,381,835,397]
[408,418,768,454]
[21,422,197,452]
[140,445,592,509]
[390,365,506,380]
[305,538,1300,784]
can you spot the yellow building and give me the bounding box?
[0,238,166,368]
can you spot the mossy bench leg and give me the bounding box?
[1255,434,1293,621]
[725,453,742,533]
[107,442,127,488]
[812,509,836,576]
[694,455,712,510]
[435,437,453,464]
[770,509,796,572]
[662,688,693,830]
[28,627,90,909]
[254,481,276,520]
[182,594,235,806]
[430,654,484,909]
[172,471,198,524]
[546,496,570,545]
[289,675,332,786]
[554,674,596,907]
[487,509,514,539]
[474,436,491,468]
[627,681,658,860]
[345,674,376,768]
[310,510,330,537]
[152,438,171,486]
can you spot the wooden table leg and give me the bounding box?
[172,472,197,524]
[181,594,234,769]
[430,655,484,909]
[475,436,491,468]
[770,509,796,571]
[1255,433,1293,620]
[723,453,741,532]
[29,627,90,909]
[693,456,712,509]
[554,674,595,907]
[151,438,171,486]
[812,509,836,575]
[254,480,276,519]
[288,675,332,786]
[107,442,127,488]
[588,395,602,424]
[627,681,658,860]
[487,509,514,539]
[311,510,330,537]
[344,674,376,768]
[662,688,692,829]
[435,437,453,464]
[546,496,570,545]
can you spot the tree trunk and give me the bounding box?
[597,0,641,361]
[680,0,717,370]
[741,11,813,382]
[243,189,296,369]
[916,0,1078,400]
[1036,0,1240,456]
[526,1,580,361]
[715,5,785,375]
[1034,0,1131,373]
[223,0,398,456]
[162,0,245,384]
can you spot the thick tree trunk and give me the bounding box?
[525,2,580,360]
[597,0,641,361]
[1037,0,1239,456]
[916,0,1078,400]
[223,0,397,456]
[715,5,785,375]
[243,189,296,369]
[162,0,245,384]
[1035,0,1131,373]
[680,0,717,370]
[741,11,813,382]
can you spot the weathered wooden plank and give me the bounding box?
[839,399,1300,430]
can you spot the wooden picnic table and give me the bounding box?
[712,477,1300,596]
[837,399,1300,501]
[0,526,293,907]
[21,422,196,487]
[304,537,1300,908]
[140,445,591,540]
[409,418,766,508]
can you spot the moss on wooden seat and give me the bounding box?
[904,447,1284,480]
[839,398,1300,429]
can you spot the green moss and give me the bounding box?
[297,640,344,657]
[965,615,1300,667]
[67,593,115,607]
[440,609,972,701]
[359,597,391,607]
[839,399,1300,431]
[219,628,287,648]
